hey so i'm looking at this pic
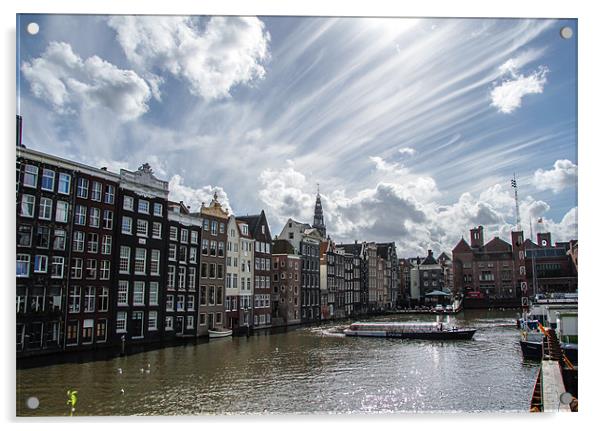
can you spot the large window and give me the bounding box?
[50,256,64,279]
[58,173,71,194]
[33,255,48,273]
[118,281,128,306]
[55,201,69,223]
[116,311,127,333]
[150,250,160,275]
[138,199,149,214]
[74,205,86,225]
[84,287,95,312]
[17,225,32,247]
[85,259,97,279]
[121,216,132,235]
[77,177,89,198]
[36,226,50,248]
[39,197,52,220]
[137,219,148,237]
[149,282,159,305]
[23,164,38,188]
[133,282,145,305]
[135,248,146,274]
[119,246,130,273]
[178,267,186,290]
[123,196,134,211]
[104,185,115,204]
[68,286,81,313]
[91,182,102,201]
[152,222,162,239]
[101,235,112,255]
[20,194,35,217]
[89,207,100,228]
[71,258,83,279]
[73,231,85,252]
[103,210,113,229]
[100,260,110,280]
[41,169,55,191]
[87,233,99,253]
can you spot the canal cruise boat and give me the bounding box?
[343,322,476,340]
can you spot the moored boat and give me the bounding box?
[343,322,476,340]
[208,329,233,338]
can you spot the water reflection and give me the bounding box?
[17,309,537,415]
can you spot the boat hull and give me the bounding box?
[344,329,476,340]
[208,330,233,339]
[519,339,578,364]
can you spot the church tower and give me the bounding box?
[313,184,326,238]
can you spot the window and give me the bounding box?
[20,194,35,217]
[101,210,113,230]
[68,286,81,313]
[169,244,177,261]
[104,185,115,204]
[177,295,185,311]
[200,286,207,305]
[170,226,178,241]
[55,201,69,223]
[53,229,66,250]
[149,282,158,305]
[122,216,132,234]
[135,248,146,274]
[99,288,109,312]
[209,263,216,278]
[100,260,110,280]
[118,281,128,306]
[137,219,148,236]
[116,311,127,333]
[199,313,206,326]
[201,263,207,278]
[217,264,224,279]
[58,173,71,194]
[241,224,249,235]
[188,267,196,290]
[166,295,174,311]
[202,239,209,255]
[77,177,89,198]
[179,245,187,262]
[119,246,130,273]
[138,199,149,214]
[87,233,99,253]
[178,267,186,290]
[211,221,217,235]
[150,249,160,275]
[186,315,194,329]
[86,259,97,279]
[123,196,134,211]
[89,207,100,227]
[218,242,224,257]
[203,219,209,231]
[190,247,197,264]
[210,240,217,256]
[148,311,158,331]
[165,316,174,330]
[133,282,145,305]
[84,287,96,312]
[23,164,38,188]
[153,203,163,216]
[101,235,112,255]
[96,319,107,342]
[187,295,195,311]
[91,182,102,201]
[17,225,32,247]
[168,266,176,289]
[41,169,55,191]
[180,229,188,243]
[216,312,222,324]
[216,286,223,305]
[39,197,52,220]
[34,255,48,273]
[51,256,64,278]
[75,205,86,225]
[152,222,162,238]
[190,231,198,244]
[71,257,84,279]
[219,223,225,234]
[36,226,50,248]
[73,231,85,252]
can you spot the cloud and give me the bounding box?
[21,41,151,121]
[107,16,270,101]
[168,174,232,214]
[398,147,417,157]
[490,62,548,114]
[533,159,578,193]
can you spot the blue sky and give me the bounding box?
[17,15,578,256]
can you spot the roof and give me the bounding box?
[483,236,512,252]
[420,253,437,265]
[237,210,272,240]
[452,238,472,254]
[437,252,451,261]
[339,242,362,254]
[425,290,452,296]
[272,238,295,255]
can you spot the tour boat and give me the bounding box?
[343,322,476,340]
[208,329,233,339]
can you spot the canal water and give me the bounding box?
[16,309,538,415]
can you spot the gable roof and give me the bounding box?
[483,236,512,252]
[452,238,472,254]
[237,210,272,240]
[420,253,438,265]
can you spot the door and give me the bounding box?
[131,311,144,338]
[176,316,184,335]
[208,313,214,330]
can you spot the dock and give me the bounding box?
[541,361,571,412]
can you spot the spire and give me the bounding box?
[312,185,326,238]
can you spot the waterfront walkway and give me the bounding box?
[541,361,571,412]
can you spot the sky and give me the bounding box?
[16,15,578,257]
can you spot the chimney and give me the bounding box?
[470,226,484,248]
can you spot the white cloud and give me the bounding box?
[168,175,232,215]
[490,64,548,114]
[21,41,151,121]
[398,147,417,157]
[533,159,578,193]
[107,16,270,101]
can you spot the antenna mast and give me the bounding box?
[511,173,521,231]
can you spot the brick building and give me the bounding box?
[271,239,301,326]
